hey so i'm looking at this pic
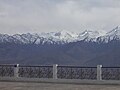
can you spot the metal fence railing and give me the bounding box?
[57,66,97,80]
[102,67,120,80]
[0,64,120,80]
[19,65,53,78]
[0,64,14,77]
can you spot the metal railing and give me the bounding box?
[102,67,120,80]
[0,64,120,80]
[19,65,53,78]
[57,66,97,79]
[0,64,14,77]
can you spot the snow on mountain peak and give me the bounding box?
[115,25,120,29]
[106,26,120,36]
[1,26,120,44]
[54,30,78,39]
[97,26,120,43]
[78,30,100,41]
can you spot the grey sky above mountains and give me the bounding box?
[0,0,120,34]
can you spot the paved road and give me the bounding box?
[0,81,120,90]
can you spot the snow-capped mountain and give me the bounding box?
[38,30,78,43]
[106,26,120,40]
[97,26,120,43]
[1,26,120,66]
[78,30,101,42]
[0,26,120,44]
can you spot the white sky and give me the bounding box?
[0,0,120,34]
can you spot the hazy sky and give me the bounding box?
[0,0,120,34]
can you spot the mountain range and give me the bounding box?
[0,26,120,66]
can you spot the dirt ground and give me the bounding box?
[0,81,120,90]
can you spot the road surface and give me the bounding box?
[0,81,120,90]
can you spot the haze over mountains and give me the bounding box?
[0,26,120,66]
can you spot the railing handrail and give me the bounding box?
[0,64,15,66]
[19,65,52,67]
[58,65,97,68]
[0,64,53,67]
[102,67,120,68]
[0,64,97,68]
[1,64,120,68]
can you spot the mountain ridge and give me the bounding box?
[0,26,120,44]
[0,26,120,66]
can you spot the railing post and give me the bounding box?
[97,65,102,80]
[53,64,58,79]
[14,64,19,78]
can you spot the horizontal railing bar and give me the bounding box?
[19,65,52,67]
[0,64,15,66]
[58,66,97,68]
[102,67,120,68]
[1,64,120,68]
[0,64,52,67]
